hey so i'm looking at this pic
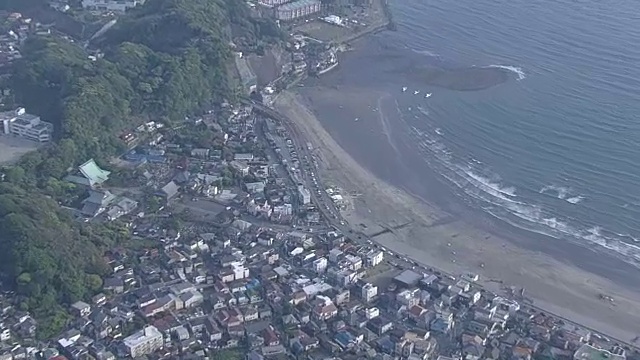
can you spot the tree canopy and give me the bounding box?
[1,0,276,338]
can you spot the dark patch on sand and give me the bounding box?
[398,66,510,91]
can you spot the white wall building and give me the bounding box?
[313,257,328,273]
[276,0,321,21]
[365,307,380,320]
[258,0,289,6]
[124,325,163,358]
[232,263,250,280]
[298,185,311,205]
[82,0,144,12]
[361,283,378,302]
[397,289,420,307]
[1,108,53,142]
[366,250,384,267]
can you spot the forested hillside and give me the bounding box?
[0,0,276,338]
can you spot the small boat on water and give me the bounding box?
[425,93,432,98]
[414,90,420,95]
[402,87,408,92]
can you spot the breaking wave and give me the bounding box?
[540,185,585,204]
[486,64,526,80]
[405,113,640,267]
[540,185,570,199]
[566,196,585,204]
[411,48,440,58]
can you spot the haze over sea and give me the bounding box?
[309,0,640,266]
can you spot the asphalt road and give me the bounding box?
[245,98,640,351]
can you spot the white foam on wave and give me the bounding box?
[465,170,517,197]
[566,196,584,204]
[487,64,526,80]
[404,122,640,267]
[540,185,570,199]
[411,48,440,58]
[540,185,585,204]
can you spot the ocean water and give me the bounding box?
[310,0,640,266]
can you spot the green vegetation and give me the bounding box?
[211,350,243,360]
[0,0,277,338]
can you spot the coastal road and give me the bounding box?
[244,98,640,351]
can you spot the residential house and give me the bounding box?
[158,181,180,200]
[106,197,138,221]
[81,190,116,217]
[71,301,91,317]
[368,316,393,335]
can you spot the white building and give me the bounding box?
[258,0,289,6]
[1,108,53,142]
[345,254,362,271]
[397,289,420,307]
[366,250,384,267]
[276,0,321,21]
[124,325,163,358]
[298,185,311,205]
[361,283,377,302]
[232,263,250,280]
[81,0,144,12]
[365,307,380,320]
[313,257,328,273]
[272,204,293,217]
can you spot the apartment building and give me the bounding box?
[1,108,53,142]
[276,0,321,21]
[123,325,163,358]
[259,0,289,6]
[81,0,144,12]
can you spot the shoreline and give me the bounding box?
[334,0,394,44]
[273,88,640,346]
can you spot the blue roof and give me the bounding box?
[334,330,354,348]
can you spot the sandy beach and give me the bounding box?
[274,88,640,343]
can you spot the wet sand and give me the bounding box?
[275,88,640,343]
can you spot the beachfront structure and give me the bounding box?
[123,325,163,358]
[81,0,144,12]
[0,108,53,142]
[276,0,321,21]
[258,0,289,6]
[298,185,311,205]
[573,344,626,360]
